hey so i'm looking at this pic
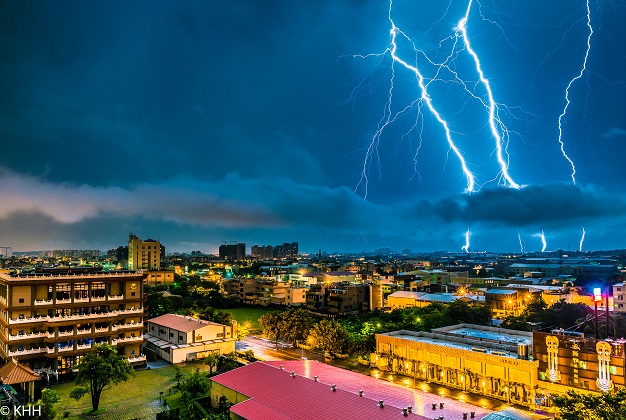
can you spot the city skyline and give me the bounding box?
[1,1,625,254]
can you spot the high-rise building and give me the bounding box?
[128,234,161,270]
[250,242,298,259]
[219,243,246,261]
[0,247,13,258]
[0,268,146,374]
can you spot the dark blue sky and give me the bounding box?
[1,0,625,254]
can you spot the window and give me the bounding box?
[217,333,224,338]
[619,295,624,301]
[18,298,24,303]
[170,332,174,338]
[131,292,136,297]
[130,350,135,355]
[151,326,155,331]
[619,304,624,309]
[18,330,24,335]
[179,335,183,341]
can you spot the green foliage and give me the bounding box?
[71,343,134,412]
[310,319,349,355]
[217,352,241,372]
[156,408,180,420]
[174,365,184,386]
[196,307,232,326]
[552,388,626,420]
[259,308,317,344]
[215,396,233,415]
[500,315,532,331]
[204,352,219,375]
[38,388,61,420]
[179,368,211,399]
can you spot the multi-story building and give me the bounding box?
[306,282,382,315]
[219,243,246,261]
[0,247,13,258]
[0,268,146,374]
[614,282,626,313]
[128,234,161,270]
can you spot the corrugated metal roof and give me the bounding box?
[147,313,221,332]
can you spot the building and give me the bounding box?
[0,268,146,374]
[144,269,175,286]
[128,234,162,270]
[219,243,246,261]
[210,360,495,419]
[305,282,382,315]
[374,324,538,408]
[614,282,626,313]
[533,329,626,400]
[0,247,12,258]
[485,288,541,316]
[144,314,235,364]
[386,291,483,309]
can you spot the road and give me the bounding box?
[237,336,513,412]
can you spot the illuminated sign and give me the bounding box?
[594,288,603,302]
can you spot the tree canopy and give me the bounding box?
[552,388,626,420]
[69,343,134,412]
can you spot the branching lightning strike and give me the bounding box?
[517,231,525,254]
[354,0,524,198]
[556,0,593,185]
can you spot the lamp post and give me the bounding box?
[594,287,602,339]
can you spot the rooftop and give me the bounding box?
[147,313,223,332]
[211,360,493,420]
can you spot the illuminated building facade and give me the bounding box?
[533,330,626,403]
[374,325,539,407]
[128,234,162,270]
[0,269,146,374]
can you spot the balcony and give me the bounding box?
[94,327,109,333]
[57,346,73,352]
[115,322,143,330]
[8,331,47,341]
[91,296,106,302]
[112,335,143,345]
[108,295,124,301]
[76,328,92,335]
[76,343,92,350]
[58,330,74,337]
[74,297,90,303]
[9,316,48,325]
[127,355,146,363]
[56,298,71,304]
[8,347,47,357]
[34,299,53,306]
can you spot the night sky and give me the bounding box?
[1,0,625,254]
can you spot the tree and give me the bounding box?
[217,352,241,372]
[259,311,283,344]
[69,343,134,412]
[280,308,316,344]
[552,388,626,420]
[309,319,349,355]
[214,396,232,415]
[37,388,60,420]
[204,352,219,375]
[174,365,184,387]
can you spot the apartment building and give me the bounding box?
[306,282,383,315]
[0,268,146,374]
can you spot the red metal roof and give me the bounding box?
[212,361,430,420]
[146,313,221,332]
[0,359,40,385]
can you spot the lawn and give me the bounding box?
[224,307,270,331]
[51,364,208,419]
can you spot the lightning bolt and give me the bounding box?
[539,230,547,252]
[556,0,592,185]
[461,227,471,253]
[355,1,476,198]
[353,0,530,198]
[456,0,520,189]
[579,227,586,252]
[517,231,525,254]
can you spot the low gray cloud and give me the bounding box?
[1,169,626,253]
